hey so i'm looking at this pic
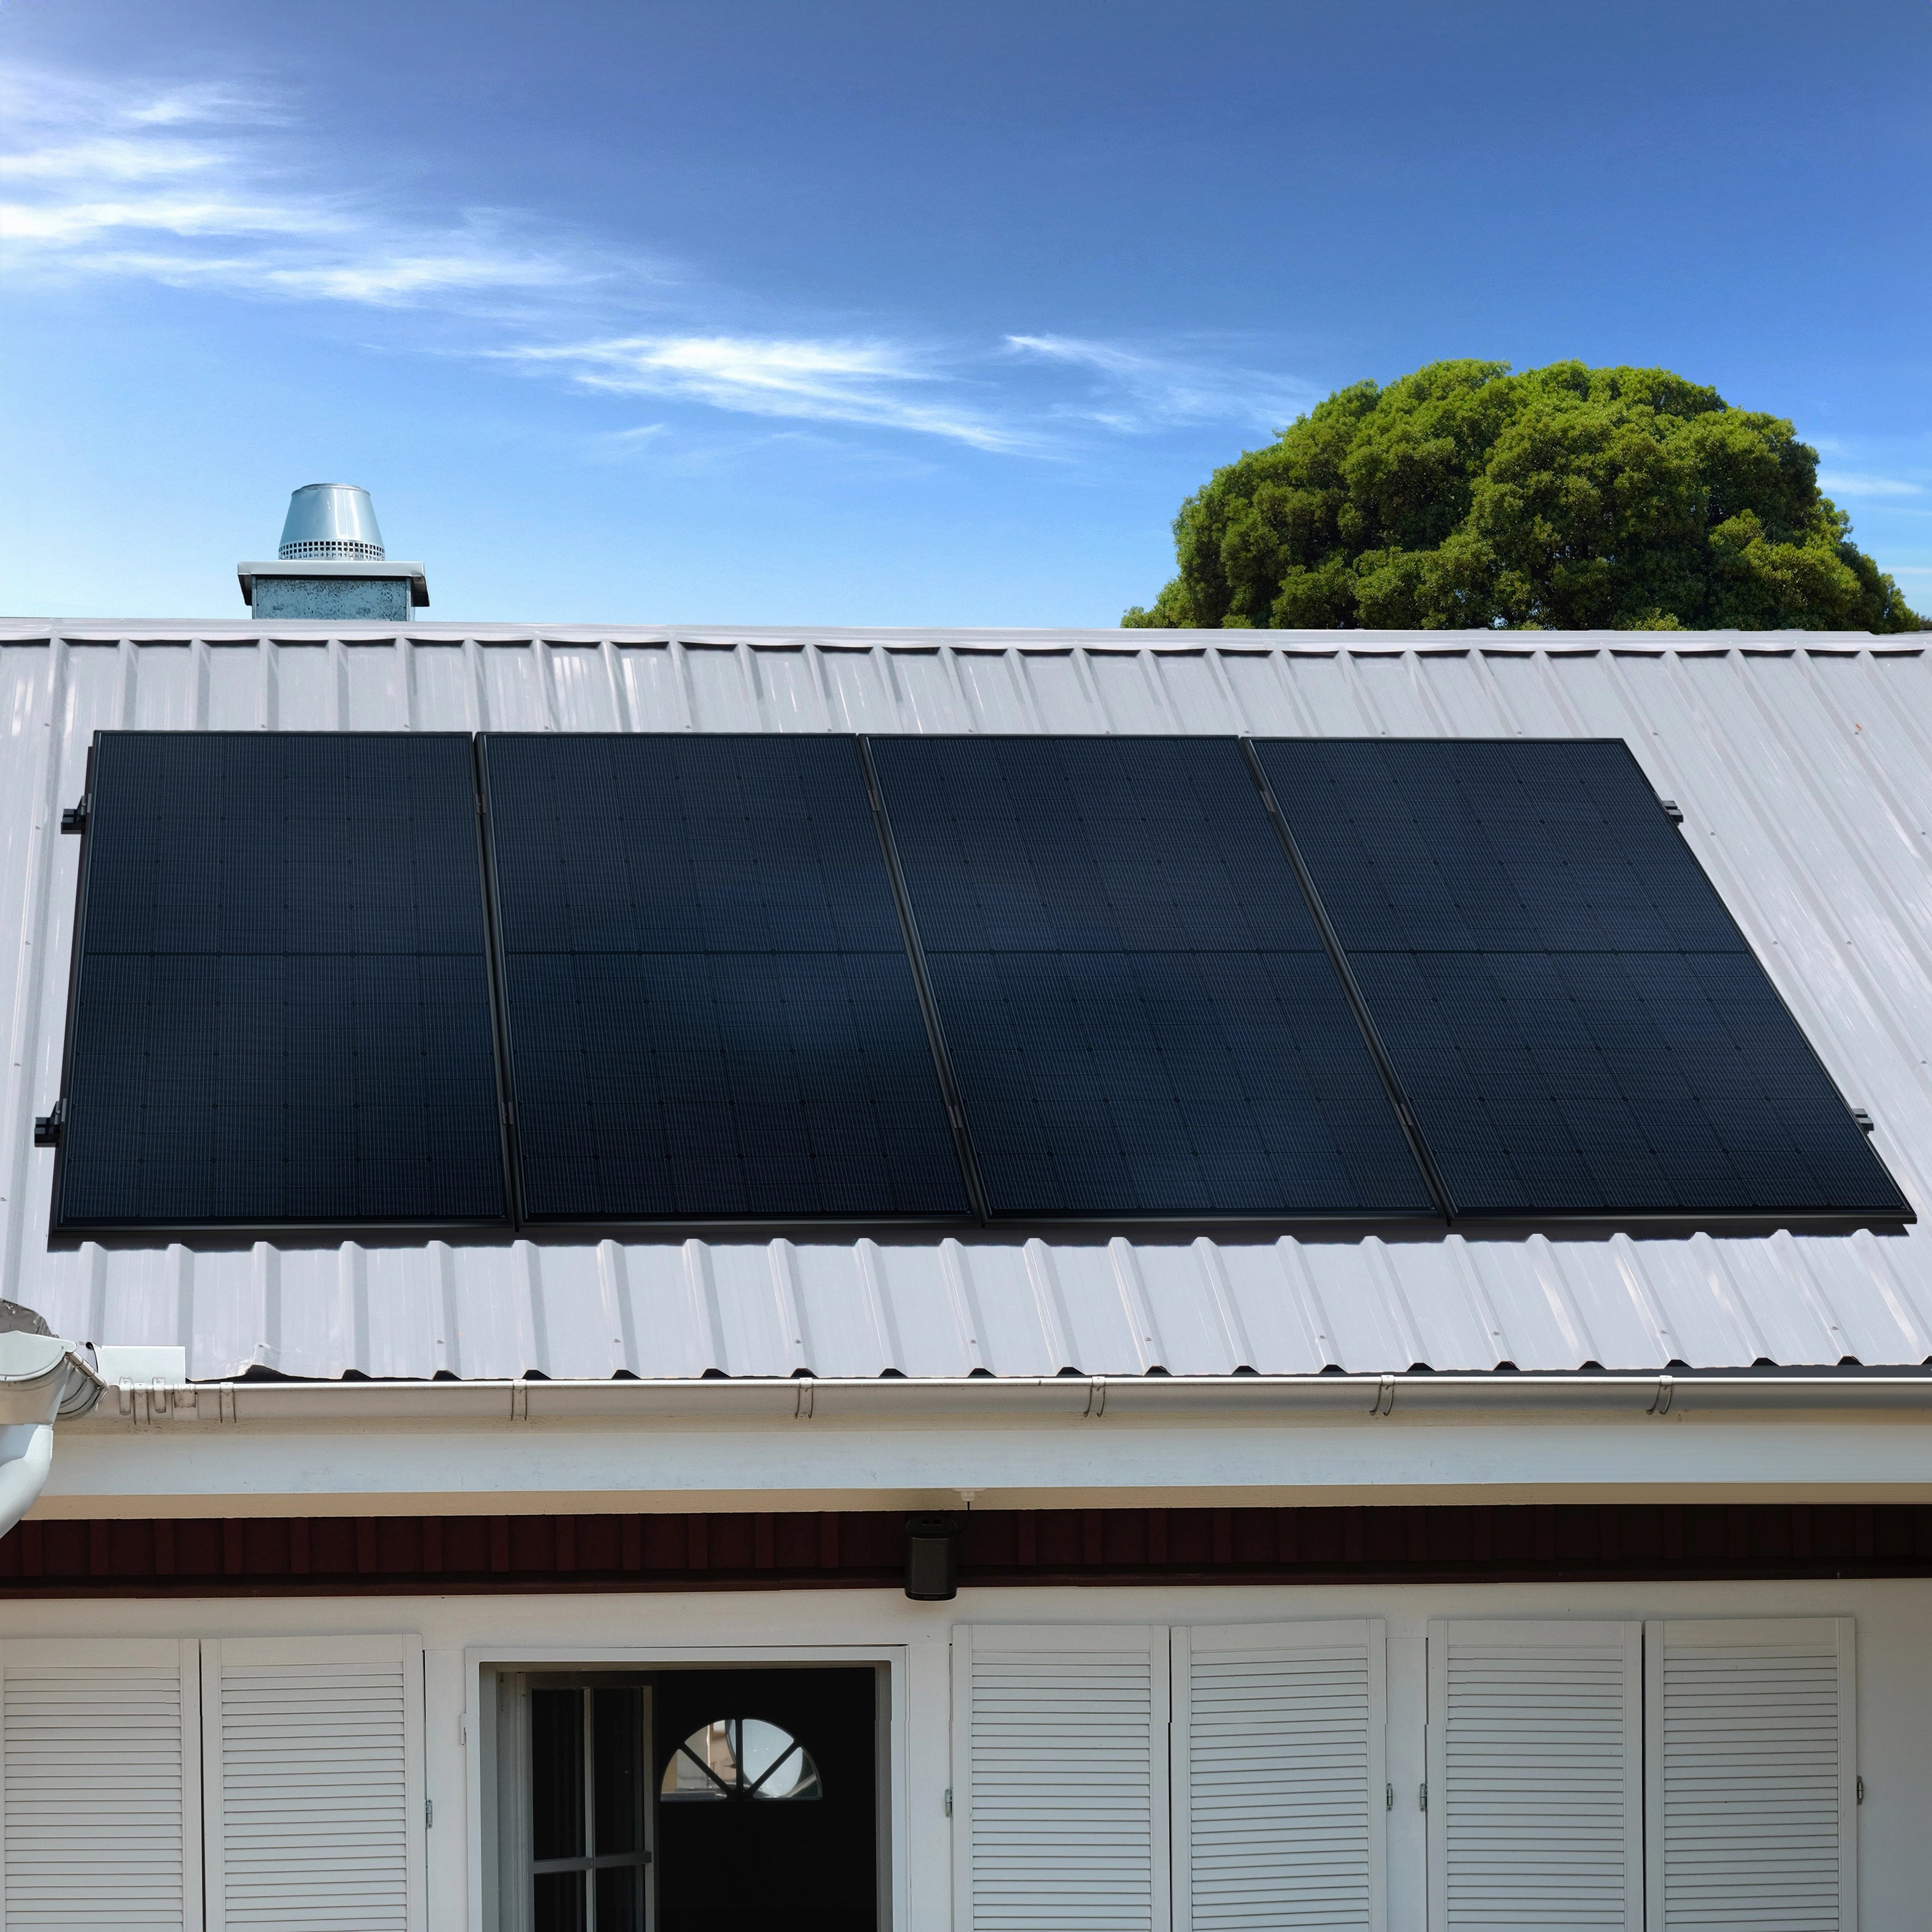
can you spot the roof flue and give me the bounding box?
[278,483,385,562]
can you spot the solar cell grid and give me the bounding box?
[1258,738,1907,1219]
[481,734,968,1221]
[55,733,506,1228]
[867,735,1436,1219]
[51,726,1903,1236]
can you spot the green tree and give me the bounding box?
[1123,360,1920,633]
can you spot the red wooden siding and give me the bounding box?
[0,1503,1928,1597]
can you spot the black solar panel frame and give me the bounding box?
[1253,735,1914,1232]
[477,731,977,1230]
[48,730,517,1236]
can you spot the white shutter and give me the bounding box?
[1645,1617,1856,1932]
[952,1623,1169,1932]
[0,1636,201,1931]
[203,1634,424,1932]
[1173,1619,1386,1932]
[1427,1619,1642,1932]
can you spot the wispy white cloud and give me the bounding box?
[1819,473,1924,499]
[0,63,619,311]
[1005,332,1316,432]
[497,334,1027,451]
[0,58,1317,459]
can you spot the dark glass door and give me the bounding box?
[653,1667,879,1931]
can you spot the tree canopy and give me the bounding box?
[1123,360,1920,634]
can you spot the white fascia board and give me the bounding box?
[38,1375,1932,1518]
[83,1367,1932,1430]
[76,1371,1932,1424]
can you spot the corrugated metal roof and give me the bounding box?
[3,619,1930,1381]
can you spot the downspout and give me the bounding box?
[0,1312,105,1540]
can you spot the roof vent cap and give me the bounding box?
[278,483,385,562]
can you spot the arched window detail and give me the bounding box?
[661,1718,823,1801]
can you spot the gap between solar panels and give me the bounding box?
[42,729,1911,1237]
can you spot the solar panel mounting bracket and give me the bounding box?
[33,1100,64,1148]
[59,795,89,834]
[1658,797,1684,824]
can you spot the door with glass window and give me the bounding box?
[653,1667,879,1931]
[527,1680,653,1931]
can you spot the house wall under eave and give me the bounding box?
[2,1571,1925,1932]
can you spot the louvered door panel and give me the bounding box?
[204,1635,424,1932]
[1645,1618,1856,1931]
[1174,1620,1386,1932]
[953,1624,1169,1932]
[0,1637,201,1930]
[1428,1619,1642,1932]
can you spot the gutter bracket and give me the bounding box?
[1084,1375,1107,1419]
[1649,1374,1675,1416]
[794,1379,815,1421]
[1372,1374,1396,1417]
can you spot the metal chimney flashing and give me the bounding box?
[241,485,428,618]
[238,560,431,608]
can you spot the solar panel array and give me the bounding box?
[57,733,505,1228]
[47,729,1910,1233]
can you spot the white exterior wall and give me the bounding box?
[35,1400,1932,1517]
[5,1577,1923,1930]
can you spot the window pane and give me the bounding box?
[594,1865,645,1932]
[533,1870,585,1932]
[697,1719,738,1786]
[752,1745,821,1801]
[531,1689,585,1861]
[738,1718,794,1788]
[661,1720,733,1799]
[592,1688,644,1855]
[661,1716,822,1799]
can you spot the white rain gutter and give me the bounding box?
[86,1369,1932,1427]
[0,1332,103,1537]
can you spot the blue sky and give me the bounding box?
[1,0,1927,626]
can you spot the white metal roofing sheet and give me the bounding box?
[2,620,1928,1380]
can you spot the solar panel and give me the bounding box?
[866,735,1436,1219]
[1256,738,1909,1220]
[55,733,507,1229]
[479,735,970,1221]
